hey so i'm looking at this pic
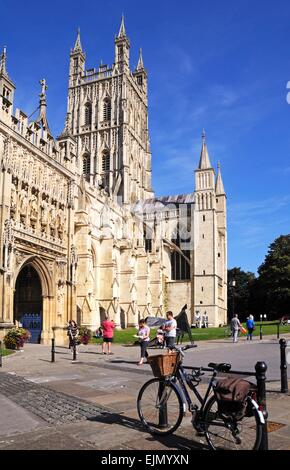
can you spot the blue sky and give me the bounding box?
[1,0,290,274]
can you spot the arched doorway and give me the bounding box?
[14,264,43,343]
[99,307,107,325]
[120,308,126,329]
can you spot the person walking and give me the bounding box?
[246,315,255,341]
[163,311,177,349]
[101,315,115,355]
[230,314,241,343]
[137,319,150,365]
[67,320,79,353]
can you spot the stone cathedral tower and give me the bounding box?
[0,18,227,345]
[192,131,227,325]
[66,19,153,205]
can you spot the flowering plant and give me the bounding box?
[78,326,92,345]
[3,327,31,350]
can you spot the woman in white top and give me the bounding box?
[137,319,150,366]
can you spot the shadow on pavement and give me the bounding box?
[88,411,208,450]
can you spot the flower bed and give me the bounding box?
[78,326,92,345]
[3,327,31,350]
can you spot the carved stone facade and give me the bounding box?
[0,19,227,345]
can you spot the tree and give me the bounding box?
[257,235,290,319]
[227,267,256,321]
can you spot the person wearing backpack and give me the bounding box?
[230,314,241,343]
[246,315,255,341]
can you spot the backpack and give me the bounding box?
[214,377,252,420]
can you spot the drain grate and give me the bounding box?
[267,421,286,433]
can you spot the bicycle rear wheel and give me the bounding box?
[203,395,262,450]
[137,378,184,436]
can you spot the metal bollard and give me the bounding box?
[158,381,168,429]
[279,339,288,394]
[0,341,2,368]
[72,338,77,361]
[255,361,268,450]
[51,338,55,363]
[260,324,263,341]
[277,323,280,340]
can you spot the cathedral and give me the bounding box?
[0,18,227,345]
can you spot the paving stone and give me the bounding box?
[0,372,112,427]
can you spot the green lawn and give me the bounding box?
[1,348,15,357]
[91,323,290,345]
[91,327,150,345]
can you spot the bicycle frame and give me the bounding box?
[174,364,216,414]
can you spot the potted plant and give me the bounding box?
[78,326,92,345]
[3,327,31,350]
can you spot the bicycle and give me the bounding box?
[137,345,264,450]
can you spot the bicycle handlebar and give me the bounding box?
[171,344,197,356]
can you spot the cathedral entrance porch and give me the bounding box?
[14,264,43,344]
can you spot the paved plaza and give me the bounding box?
[1,336,290,450]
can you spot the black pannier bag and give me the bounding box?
[214,377,254,420]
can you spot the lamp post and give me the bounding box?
[231,280,236,317]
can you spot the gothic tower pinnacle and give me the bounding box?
[118,14,126,38]
[198,129,212,170]
[215,162,226,195]
[73,28,83,53]
[195,130,215,192]
[69,29,85,87]
[0,46,15,118]
[35,79,51,134]
[136,48,144,71]
[115,15,130,72]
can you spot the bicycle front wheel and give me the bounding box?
[137,378,184,436]
[203,395,262,450]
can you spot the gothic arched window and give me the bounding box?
[84,103,92,126]
[101,151,110,190]
[103,99,111,122]
[102,151,110,172]
[83,154,90,182]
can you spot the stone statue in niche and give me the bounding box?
[19,184,29,223]
[56,282,65,318]
[10,183,17,217]
[3,219,14,270]
[40,195,49,229]
[29,192,38,225]
[49,203,57,227]
[49,202,57,237]
[70,245,78,284]
[57,207,66,239]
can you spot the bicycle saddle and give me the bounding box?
[208,362,232,373]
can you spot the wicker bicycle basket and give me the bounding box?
[147,352,180,378]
